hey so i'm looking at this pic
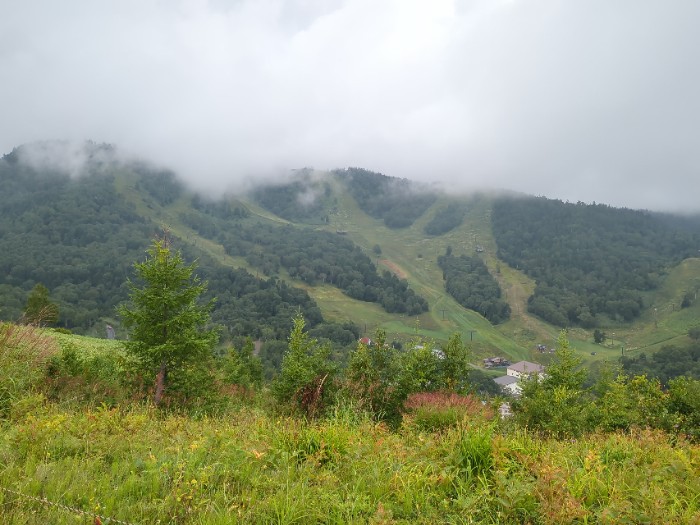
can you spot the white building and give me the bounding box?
[494,360,545,396]
[494,375,521,396]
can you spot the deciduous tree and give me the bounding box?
[440,333,472,392]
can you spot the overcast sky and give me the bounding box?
[2,1,700,211]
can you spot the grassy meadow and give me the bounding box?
[1,324,699,524]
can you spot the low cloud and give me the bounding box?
[13,141,117,177]
[2,1,700,211]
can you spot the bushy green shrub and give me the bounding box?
[668,376,700,441]
[344,329,404,426]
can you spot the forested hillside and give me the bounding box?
[5,141,700,366]
[0,146,335,346]
[621,342,700,385]
[0,144,428,367]
[338,167,437,228]
[424,201,467,236]
[183,213,429,315]
[492,197,699,327]
[0,145,155,327]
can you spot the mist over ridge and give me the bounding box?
[5,139,698,219]
[2,1,700,211]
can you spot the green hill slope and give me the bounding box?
[4,141,700,369]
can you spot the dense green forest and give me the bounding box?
[437,250,511,324]
[249,169,333,223]
[621,342,700,385]
[424,202,467,236]
[492,197,699,327]
[193,261,324,340]
[181,212,429,315]
[0,147,155,328]
[131,163,185,206]
[0,147,358,358]
[190,193,250,221]
[227,224,429,315]
[338,167,437,228]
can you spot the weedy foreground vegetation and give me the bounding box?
[1,322,699,524]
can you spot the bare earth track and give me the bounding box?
[378,259,408,280]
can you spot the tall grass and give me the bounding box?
[0,323,57,417]
[1,398,698,524]
[404,391,492,432]
[1,328,699,523]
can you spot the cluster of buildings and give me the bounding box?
[492,360,545,396]
[483,356,510,368]
[355,340,545,399]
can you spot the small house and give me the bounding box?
[506,361,545,380]
[494,375,521,396]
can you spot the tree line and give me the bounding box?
[620,341,700,386]
[249,169,333,223]
[424,202,466,236]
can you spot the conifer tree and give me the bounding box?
[272,313,335,417]
[223,337,263,389]
[119,237,218,405]
[514,331,593,438]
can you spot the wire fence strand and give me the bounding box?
[0,486,138,525]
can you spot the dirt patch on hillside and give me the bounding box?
[379,259,408,280]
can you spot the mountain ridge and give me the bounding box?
[2,141,700,369]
